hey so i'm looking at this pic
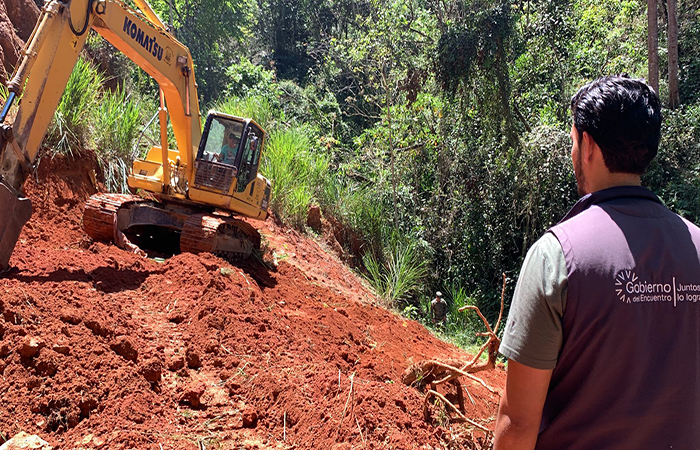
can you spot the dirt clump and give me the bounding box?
[0,152,505,448]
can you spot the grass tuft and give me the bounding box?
[92,87,143,192]
[260,126,329,227]
[363,236,428,305]
[45,57,104,157]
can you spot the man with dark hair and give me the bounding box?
[494,75,700,449]
[215,132,239,165]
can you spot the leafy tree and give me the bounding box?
[148,0,257,103]
[432,0,520,146]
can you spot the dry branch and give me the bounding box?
[335,372,356,442]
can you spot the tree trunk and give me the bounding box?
[382,63,398,228]
[667,0,679,108]
[647,0,659,93]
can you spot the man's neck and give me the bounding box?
[588,173,641,194]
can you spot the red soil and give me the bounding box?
[0,152,505,449]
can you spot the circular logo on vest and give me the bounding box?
[615,270,638,304]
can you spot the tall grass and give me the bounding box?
[45,57,104,157]
[362,237,428,305]
[322,180,386,254]
[444,284,478,335]
[38,55,144,192]
[260,126,329,226]
[93,87,143,192]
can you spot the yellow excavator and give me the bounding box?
[0,0,272,270]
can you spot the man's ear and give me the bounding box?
[581,131,600,162]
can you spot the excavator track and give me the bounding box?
[83,193,145,243]
[180,214,261,260]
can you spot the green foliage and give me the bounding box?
[256,0,340,81]
[511,0,573,126]
[443,284,477,335]
[92,87,144,192]
[148,0,257,103]
[321,179,386,255]
[643,104,700,222]
[223,57,281,102]
[260,126,329,226]
[571,0,647,80]
[278,81,344,141]
[433,1,519,145]
[45,57,105,157]
[679,12,700,104]
[434,1,515,93]
[362,236,428,305]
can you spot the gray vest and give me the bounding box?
[540,186,700,449]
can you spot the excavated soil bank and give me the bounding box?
[0,152,505,449]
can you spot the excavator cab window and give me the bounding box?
[196,114,265,195]
[194,114,248,193]
[199,116,245,166]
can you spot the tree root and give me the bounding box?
[403,274,506,430]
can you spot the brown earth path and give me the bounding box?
[0,152,505,449]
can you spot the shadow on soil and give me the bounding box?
[6,265,163,293]
[238,258,278,289]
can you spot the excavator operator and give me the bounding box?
[215,132,240,165]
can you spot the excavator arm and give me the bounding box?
[0,0,202,270]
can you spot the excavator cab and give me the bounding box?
[189,112,270,219]
[194,113,265,194]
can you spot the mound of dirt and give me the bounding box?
[0,153,505,449]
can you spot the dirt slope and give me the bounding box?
[0,152,505,449]
[0,0,39,82]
